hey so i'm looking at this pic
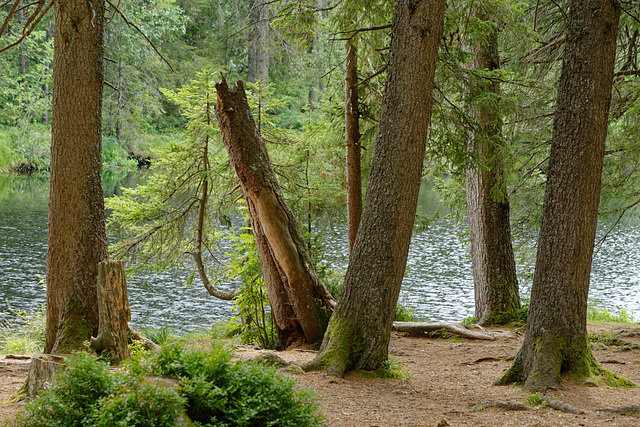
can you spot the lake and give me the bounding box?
[0,174,638,332]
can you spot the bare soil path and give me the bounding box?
[2,324,639,426]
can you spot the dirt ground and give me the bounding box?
[2,323,639,426]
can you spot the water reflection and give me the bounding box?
[0,175,638,333]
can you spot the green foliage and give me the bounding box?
[139,327,176,346]
[13,351,185,427]
[462,315,476,325]
[0,305,45,354]
[92,380,186,427]
[523,392,547,407]
[226,230,279,350]
[132,342,323,427]
[394,303,415,322]
[373,358,411,380]
[586,299,635,324]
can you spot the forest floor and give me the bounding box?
[1,323,639,426]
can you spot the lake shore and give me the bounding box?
[2,323,639,426]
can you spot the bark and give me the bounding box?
[345,41,362,254]
[27,354,66,397]
[214,77,335,349]
[247,0,269,86]
[497,0,621,391]
[464,16,520,325]
[44,0,107,355]
[304,0,446,376]
[89,261,131,365]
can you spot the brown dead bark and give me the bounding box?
[89,261,131,364]
[214,77,335,348]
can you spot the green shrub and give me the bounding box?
[13,352,184,427]
[146,342,324,427]
[92,380,186,427]
[14,352,113,427]
[395,303,415,322]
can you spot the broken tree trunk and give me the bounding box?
[90,260,131,364]
[215,76,336,349]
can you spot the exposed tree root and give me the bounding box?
[392,322,513,340]
[128,325,160,352]
[542,395,585,415]
[469,401,529,413]
[595,405,640,415]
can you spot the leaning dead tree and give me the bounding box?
[215,77,336,349]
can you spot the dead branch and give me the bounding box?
[392,322,513,340]
[595,405,640,414]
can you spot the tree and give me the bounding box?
[44,0,108,354]
[497,0,623,390]
[463,10,520,325]
[247,0,270,85]
[304,0,446,376]
[345,40,362,254]
[215,76,336,348]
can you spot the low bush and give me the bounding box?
[12,343,323,427]
[12,352,184,427]
[138,342,324,426]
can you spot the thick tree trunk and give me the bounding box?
[305,0,446,376]
[345,41,362,254]
[90,261,131,365]
[45,0,107,355]
[215,77,335,349]
[247,0,269,86]
[497,0,621,391]
[464,16,520,326]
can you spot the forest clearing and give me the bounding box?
[2,323,640,426]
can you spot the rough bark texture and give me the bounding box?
[89,261,131,365]
[27,354,65,397]
[345,41,362,254]
[215,77,335,349]
[247,0,269,85]
[44,0,107,355]
[305,0,446,376]
[497,0,620,391]
[464,16,520,326]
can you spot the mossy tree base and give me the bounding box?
[496,336,634,391]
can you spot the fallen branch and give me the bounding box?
[392,322,513,340]
[542,395,585,415]
[469,401,529,413]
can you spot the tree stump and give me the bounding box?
[90,260,131,364]
[27,354,66,397]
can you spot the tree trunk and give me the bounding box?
[247,0,269,86]
[464,15,520,325]
[215,77,335,349]
[90,261,131,365]
[305,0,446,376]
[45,0,107,355]
[497,0,621,391]
[345,41,362,254]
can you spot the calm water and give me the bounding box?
[0,174,638,332]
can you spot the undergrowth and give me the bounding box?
[9,342,324,427]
